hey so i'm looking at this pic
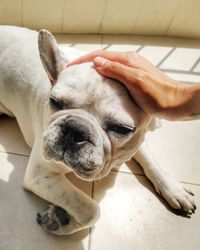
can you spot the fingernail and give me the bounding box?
[94,57,107,67]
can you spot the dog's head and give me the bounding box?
[38,30,154,181]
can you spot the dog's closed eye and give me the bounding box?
[106,123,135,137]
[49,96,64,110]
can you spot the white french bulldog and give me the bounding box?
[0,26,196,235]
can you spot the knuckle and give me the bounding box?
[125,52,133,63]
[124,51,138,65]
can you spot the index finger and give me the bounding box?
[67,50,129,66]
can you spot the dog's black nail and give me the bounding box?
[41,214,49,224]
[36,213,42,225]
[48,221,59,231]
[55,207,70,225]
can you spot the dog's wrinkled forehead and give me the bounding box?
[55,63,105,104]
[51,62,144,124]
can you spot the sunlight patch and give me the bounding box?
[0,162,14,182]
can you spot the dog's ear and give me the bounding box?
[38,29,68,86]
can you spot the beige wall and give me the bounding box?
[0,0,200,38]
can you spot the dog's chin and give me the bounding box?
[72,166,111,181]
[42,149,108,181]
[72,168,100,181]
[64,159,107,181]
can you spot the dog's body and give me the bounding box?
[0,26,196,235]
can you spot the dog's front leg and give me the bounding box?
[23,152,100,235]
[133,142,196,214]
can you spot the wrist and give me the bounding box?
[185,83,200,119]
[166,83,200,120]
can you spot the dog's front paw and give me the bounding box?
[155,180,196,215]
[37,204,70,233]
[36,201,100,235]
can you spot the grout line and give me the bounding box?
[111,169,200,186]
[88,181,95,250]
[136,45,144,53]
[162,68,200,76]
[0,150,30,158]
[69,43,75,47]
[102,44,111,50]
[157,47,176,68]
[88,229,93,250]
[181,181,200,187]
[190,57,200,72]
[111,168,145,176]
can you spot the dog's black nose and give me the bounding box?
[62,118,92,147]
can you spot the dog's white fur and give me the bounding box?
[0,26,196,235]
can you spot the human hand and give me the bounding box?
[68,50,191,120]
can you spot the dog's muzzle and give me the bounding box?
[43,112,110,180]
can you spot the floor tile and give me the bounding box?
[0,152,91,250]
[103,44,141,52]
[160,48,200,71]
[72,43,102,52]
[91,171,200,250]
[0,116,30,156]
[146,120,200,184]
[193,61,200,73]
[102,35,142,51]
[138,46,173,65]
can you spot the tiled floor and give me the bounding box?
[0,34,200,250]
